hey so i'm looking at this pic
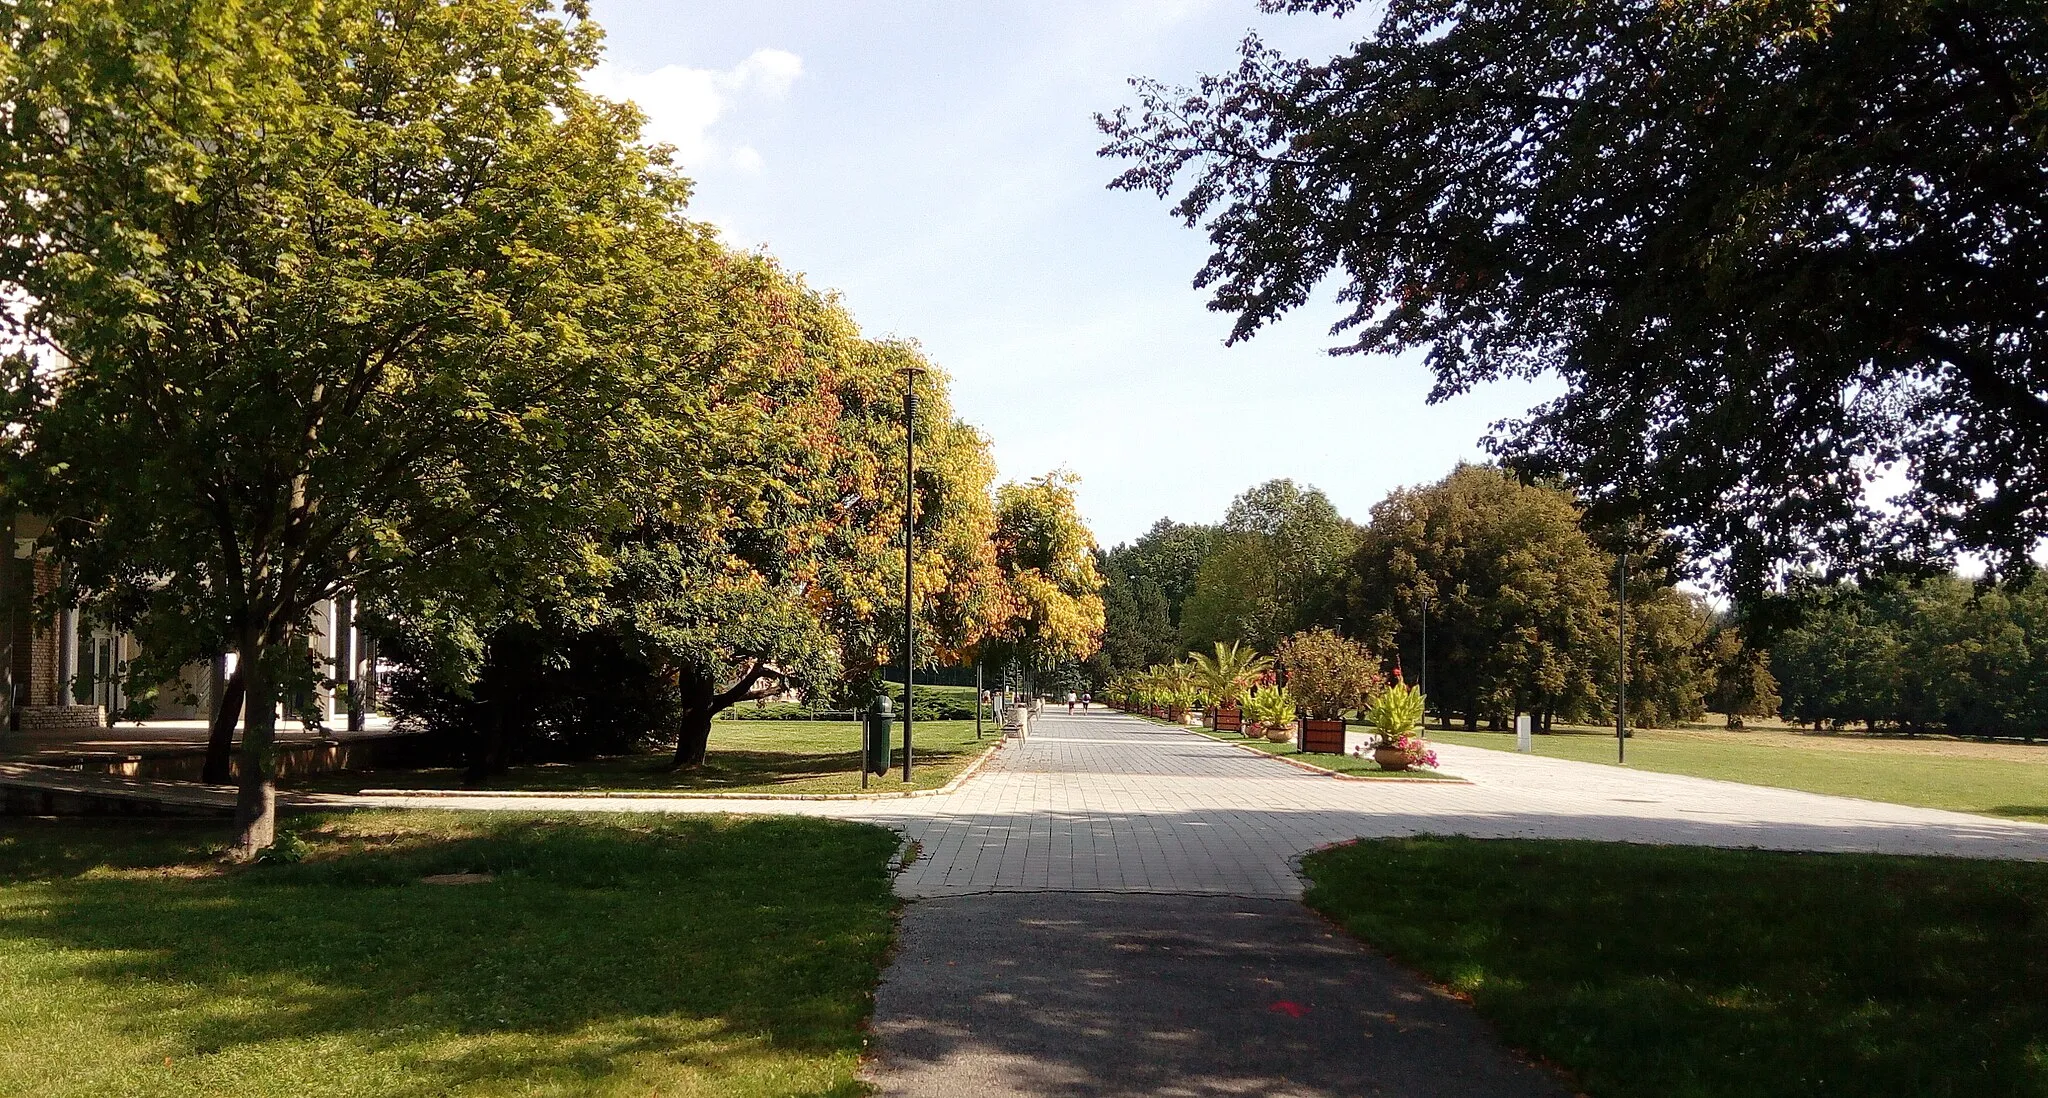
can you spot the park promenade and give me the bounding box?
[347,708,2048,1096]
[353,706,2048,889]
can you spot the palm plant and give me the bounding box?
[1156,660,1199,721]
[1187,641,1273,711]
[1245,683,1297,731]
[1364,683,1426,739]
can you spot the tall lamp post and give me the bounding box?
[1616,547,1629,764]
[898,365,925,782]
[1418,591,1430,729]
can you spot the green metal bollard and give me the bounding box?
[864,695,894,783]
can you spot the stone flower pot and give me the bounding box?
[1373,746,1413,771]
[1265,721,1294,743]
[1244,721,1267,740]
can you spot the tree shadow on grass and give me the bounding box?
[0,812,897,1096]
[1984,804,2048,822]
[1303,838,2048,1098]
[288,737,980,794]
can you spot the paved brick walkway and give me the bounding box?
[355,707,2048,896]
[878,708,2048,897]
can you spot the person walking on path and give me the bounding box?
[1066,691,1077,713]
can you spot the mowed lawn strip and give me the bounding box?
[1184,726,1463,779]
[1304,837,2048,1098]
[1433,725,2048,821]
[302,718,995,795]
[0,811,900,1098]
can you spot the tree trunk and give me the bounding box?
[1463,710,1478,732]
[674,703,714,769]
[671,662,781,769]
[464,634,530,780]
[467,692,508,782]
[201,663,245,785]
[229,644,277,861]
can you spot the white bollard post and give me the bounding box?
[1515,713,1533,753]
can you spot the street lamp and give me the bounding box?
[1616,546,1629,764]
[1418,591,1430,730]
[898,364,925,782]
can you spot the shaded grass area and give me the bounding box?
[1304,837,2048,1098]
[300,719,994,795]
[1434,725,2048,821]
[0,811,900,1097]
[1183,726,1461,779]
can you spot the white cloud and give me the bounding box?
[584,48,801,174]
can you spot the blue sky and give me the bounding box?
[584,0,1560,547]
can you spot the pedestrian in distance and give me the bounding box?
[1067,690,1077,712]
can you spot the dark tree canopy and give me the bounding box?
[1101,0,2048,596]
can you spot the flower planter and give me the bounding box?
[1265,722,1294,744]
[1299,718,1347,754]
[1373,747,1413,771]
[1213,706,1244,734]
[1244,721,1267,740]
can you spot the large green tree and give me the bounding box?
[1345,466,1627,729]
[1706,626,1783,730]
[1181,478,1357,650]
[985,471,1106,686]
[382,253,1009,773]
[1102,0,2048,594]
[1124,518,1215,629]
[1086,545,1177,689]
[0,0,708,856]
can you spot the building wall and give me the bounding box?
[26,558,59,707]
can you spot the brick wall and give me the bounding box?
[26,559,59,707]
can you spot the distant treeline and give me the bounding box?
[1090,465,2048,739]
[1775,575,2048,740]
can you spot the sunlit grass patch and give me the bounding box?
[0,812,898,1097]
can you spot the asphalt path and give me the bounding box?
[859,712,1572,1097]
[865,892,1568,1098]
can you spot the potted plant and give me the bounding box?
[1276,628,1387,753]
[1363,683,1438,771]
[1244,684,1298,743]
[1189,641,1271,724]
[1154,661,1199,723]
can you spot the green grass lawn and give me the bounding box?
[1184,726,1462,779]
[1433,725,2048,821]
[1304,837,2048,1098]
[301,719,996,796]
[0,811,899,1097]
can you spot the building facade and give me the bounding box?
[0,514,374,732]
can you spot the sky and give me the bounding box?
[583,0,1561,548]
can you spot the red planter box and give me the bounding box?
[1213,706,1243,733]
